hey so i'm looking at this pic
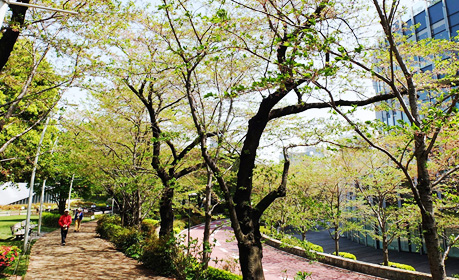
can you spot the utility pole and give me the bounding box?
[0,0,77,25]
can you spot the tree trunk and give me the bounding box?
[382,238,389,266]
[0,1,29,73]
[421,209,446,279]
[238,239,264,280]
[58,199,66,214]
[134,190,142,227]
[334,225,340,255]
[159,187,174,236]
[202,170,213,269]
[415,133,447,280]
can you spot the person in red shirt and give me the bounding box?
[58,209,72,245]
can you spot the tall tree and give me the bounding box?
[0,39,62,180]
[59,86,162,226]
[186,1,403,278]
[320,2,459,278]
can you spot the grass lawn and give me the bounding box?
[0,215,58,279]
[0,215,39,240]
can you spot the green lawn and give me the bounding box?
[0,215,39,240]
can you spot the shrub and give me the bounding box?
[259,226,283,240]
[111,227,141,252]
[279,236,324,253]
[203,267,242,280]
[96,215,121,239]
[173,220,186,234]
[141,219,159,236]
[41,212,61,228]
[387,262,415,271]
[141,235,178,277]
[0,246,21,272]
[333,252,357,260]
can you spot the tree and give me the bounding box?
[320,2,459,278]
[0,39,62,163]
[353,153,416,266]
[185,1,403,278]
[58,87,162,226]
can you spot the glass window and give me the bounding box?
[446,0,459,16]
[451,24,459,38]
[419,91,428,101]
[449,12,459,27]
[431,20,446,34]
[429,2,444,24]
[434,30,448,39]
[414,11,427,30]
[417,29,430,40]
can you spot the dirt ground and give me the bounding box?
[25,221,172,280]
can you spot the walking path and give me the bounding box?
[25,221,171,280]
[188,220,385,280]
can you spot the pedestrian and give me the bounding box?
[74,208,83,232]
[58,209,72,245]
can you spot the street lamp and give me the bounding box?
[188,192,197,252]
[23,117,50,251]
[67,174,75,210]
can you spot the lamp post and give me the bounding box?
[187,193,197,251]
[23,117,49,251]
[67,174,75,210]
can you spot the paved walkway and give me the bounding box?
[25,221,172,280]
[188,220,385,280]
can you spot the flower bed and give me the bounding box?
[0,246,21,273]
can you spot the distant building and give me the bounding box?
[0,182,53,205]
[375,0,459,125]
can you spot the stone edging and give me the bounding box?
[262,234,455,280]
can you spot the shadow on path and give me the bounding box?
[26,221,172,280]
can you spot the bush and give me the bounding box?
[259,226,283,240]
[387,262,415,271]
[111,227,141,252]
[203,267,242,280]
[41,212,61,228]
[0,246,21,272]
[279,236,324,253]
[141,219,159,236]
[173,220,187,234]
[96,215,121,239]
[333,252,357,260]
[141,236,178,277]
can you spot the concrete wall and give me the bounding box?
[262,235,456,280]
